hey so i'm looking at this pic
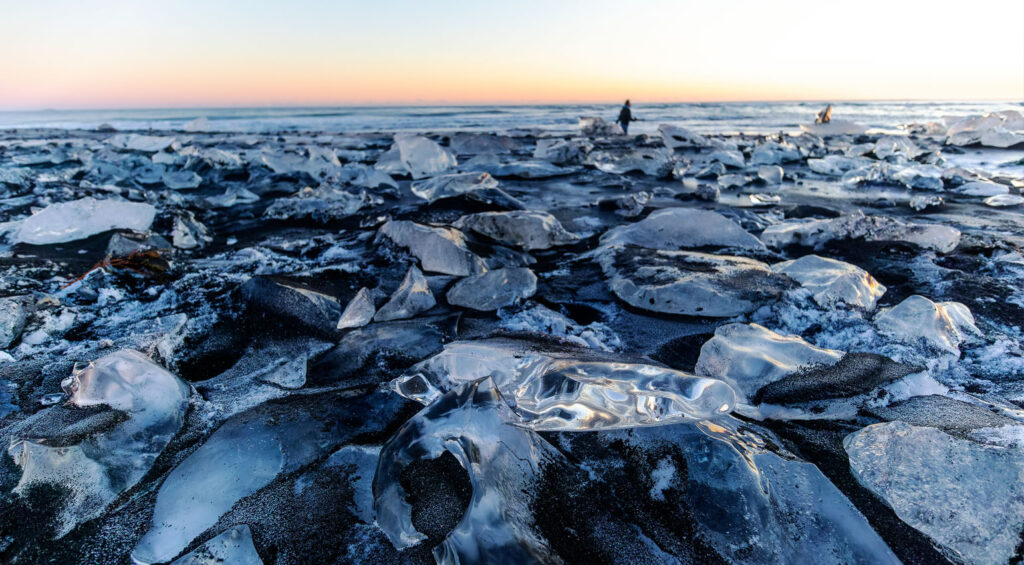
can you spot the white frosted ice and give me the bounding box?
[985,193,1024,207]
[374,266,436,322]
[17,198,156,245]
[659,124,708,149]
[395,134,457,179]
[377,220,487,276]
[892,164,943,190]
[772,254,887,310]
[409,172,498,201]
[695,323,843,402]
[162,169,202,189]
[446,267,537,311]
[908,195,944,211]
[455,210,580,250]
[873,136,925,161]
[807,155,873,176]
[579,116,623,136]
[874,295,979,354]
[758,165,783,184]
[498,303,621,351]
[206,186,260,208]
[392,338,736,429]
[169,524,263,565]
[750,141,801,165]
[845,421,1024,565]
[599,208,765,251]
[0,297,26,348]
[8,350,189,537]
[760,210,961,254]
[945,110,1024,147]
[951,180,1009,197]
[336,287,376,329]
[708,149,745,168]
[533,138,592,164]
[588,148,673,176]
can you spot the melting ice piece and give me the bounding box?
[908,195,944,211]
[750,141,801,165]
[106,133,177,152]
[409,172,498,202]
[172,212,212,249]
[376,220,487,276]
[588,148,673,177]
[599,207,765,251]
[336,287,376,329]
[374,377,563,562]
[455,210,580,250]
[205,186,260,208]
[595,245,793,317]
[984,193,1024,207]
[758,165,783,184]
[579,116,623,137]
[946,110,1024,147]
[395,134,457,179]
[462,157,579,179]
[8,350,189,537]
[845,421,1024,565]
[798,119,869,136]
[169,524,263,565]
[162,169,202,190]
[533,138,592,165]
[874,295,979,355]
[17,197,156,245]
[659,124,708,149]
[873,136,925,161]
[951,180,1009,197]
[446,267,537,311]
[0,297,27,348]
[708,149,745,168]
[374,266,436,322]
[807,155,873,176]
[892,164,944,190]
[392,337,736,429]
[695,323,843,403]
[772,254,886,310]
[760,210,961,254]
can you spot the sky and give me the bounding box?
[0,0,1021,109]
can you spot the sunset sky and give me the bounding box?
[0,0,1021,109]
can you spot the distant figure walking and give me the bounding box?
[815,104,833,124]
[617,100,638,134]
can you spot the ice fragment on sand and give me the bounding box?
[708,149,745,168]
[377,220,486,276]
[659,124,708,149]
[533,138,592,165]
[772,254,886,309]
[908,195,944,211]
[951,180,1009,197]
[17,198,156,245]
[374,266,436,322]
[455,210,580,250]
[446,267,537,311]
[0,298,27,348]
[750,141,801,165]
[984,193,1024,207]
[599,207,765,251]
[760,210,960,253]
[589,147,673,177]
[579,116,623,137]
[162,169,202,189]
[874,295,979,355]
[695,323,843,402]
[758,165,783,184]
[845,421,1024,565]
[107,133,176,152]
[394,134,457,179]
[336,287,376,329]
[410,172,498,201]
[169,524,263,565]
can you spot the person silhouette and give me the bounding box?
[617,99,638,134]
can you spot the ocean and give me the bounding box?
[0,101,1019,136]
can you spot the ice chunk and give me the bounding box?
[579,116,623,136]
[798,119,868,136]
[107,133,176,152]
[589,148,673,177]
[394,134,457,179]
[659,124,708,149]
[205,186,260,208]
[892,164,943,190]
[455,210,580,250]
[172,211,212,249]
[807,155,872,176]
[873,136,925,161]
[498,304,620,351]
[8,350,189,537]
[241,276,342,334]
[695,323,843,402]
[708,149,745,168]
[845,421,1024,565]
[758,164,783,184]
[169,525,263,565]
[449,133,516,155]
[162,169,202,189]
[760,210,961,254]
[951,180,1009,197]
[984,193,1024,207]
[750,141,801,165]
[0,297,27,348]
[17,197,156,245]
[605,190,651,217]
[717,173,750,189]
[945,110,1024,147]
[595,245,792,317]
[376,220,487,276]
[374,266,436,322]
[263,185,376,222]
[533,138,592,165]
[392,337,736,428]
[874,295,979,355]
[980,126,1024,148]
[374,377,564,561]
[446,267,537,311]
[772,254,886,309]
[464,157,579,179]
[599,208,765,251]
[908,195,944,211]
[409,172,498,201]
[336,287,376,330]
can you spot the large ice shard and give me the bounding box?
[454,210,580,250]
[874,295,979,354]
[533,138,592,165]
[169,525,263,565]
[760,210,961,254]
[374,265,436,322]
[8,350,189,537]
[336,287,376,330]
[951,180,1007,196]
[845,421,1024,565]
[17,197,156,245]
[445,267,537,311]
[750,141,801,165]
[376,220,487,276]
[658,124,708,149]
[892,164,944,190]
[599,207,765,251]
[374,377,564,562]
[946,110,1024,147]
[595,245,793,317]
[409,172,498,202]
[694,323,843,402]
[985,193,1024,207]
[579,116,623,136]
[391,337,735,429]
[394,134,457,179]
[588,148,673,177]
[772,254,886,309]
